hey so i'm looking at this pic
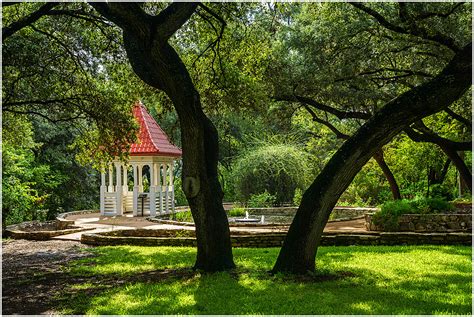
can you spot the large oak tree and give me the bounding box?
[271,41,471,273]
[89,3,235,271]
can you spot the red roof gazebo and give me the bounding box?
[100,101,182,217]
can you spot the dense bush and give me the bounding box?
[173,210,193,222]
[429,183,454,201]
[247,191,276,208]
[232,144,312,204]
[372,197,454,231]
[228,207,246,217]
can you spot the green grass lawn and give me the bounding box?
[60,245,471,315]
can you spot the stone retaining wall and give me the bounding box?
[365,213,472,232]
[56,209,98,229]
[81,229,471,247]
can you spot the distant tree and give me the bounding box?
[232,143,312,204]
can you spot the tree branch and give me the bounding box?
[3,2,59,39]
[335,67,433,82]
[89,2,197,43]
[3,108,86,124]
[274,95,371,120]
[444,108,471,129]
[2,2,21,7]
[415,3,465,20]
[301,105,350,140]
[405,122,471,151]
[351,3,461,52]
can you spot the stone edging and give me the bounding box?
[81,229,471,247]
[56,209,99,220]
[146,217,290,228]
[5,224,91,241]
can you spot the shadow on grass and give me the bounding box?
[57,245,471,315]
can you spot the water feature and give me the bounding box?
[235,211,261,223]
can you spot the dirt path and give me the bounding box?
[2,239,198,315]
[2,239,94,315]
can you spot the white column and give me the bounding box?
[158,163,163,214]
[149,163,156,217]
[132,164,139,216]
[163,163,169,212]
[100,170,106,215]
[122,165,128,193]
[138,164,143,192]
[170,161,175,212]
[153,163,158,186]
[108,166,114,192]
[115,163,123,216]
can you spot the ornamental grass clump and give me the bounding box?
[372,197,454,231]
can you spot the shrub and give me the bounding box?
[228,207,246,217]
[173,210,193,222]
[293,188,303,206]
[372,197,454,231]
[429,183,454,201]
[232,144,312,204]
[173,177,188,206]
[247,191,276,208]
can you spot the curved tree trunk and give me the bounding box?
[91,3,235,271]
[373,149,401,200]
[271,43,471,274]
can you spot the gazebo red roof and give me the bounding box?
[130,101,182,157]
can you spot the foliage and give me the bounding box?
[372,197,454,231]
[339,158,387,206]
[451,197,472,204]
[232,144,312,204]
[429,183,455,201]
[247,191,276,208]
[2,114,63,226]
[228,207,246,217]
[292,188,303,206]
[173,210,194,223]
[2,3,143,165]
[61,245,472,314]
[173,177,188,207]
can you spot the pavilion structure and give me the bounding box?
[100,101,182,217]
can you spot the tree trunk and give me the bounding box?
[438,146,472,192]
[428,159,451,186]
[373,149,401,200]
[405,125,472,192]
[91,3,235,271]
[271,43,471,274]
